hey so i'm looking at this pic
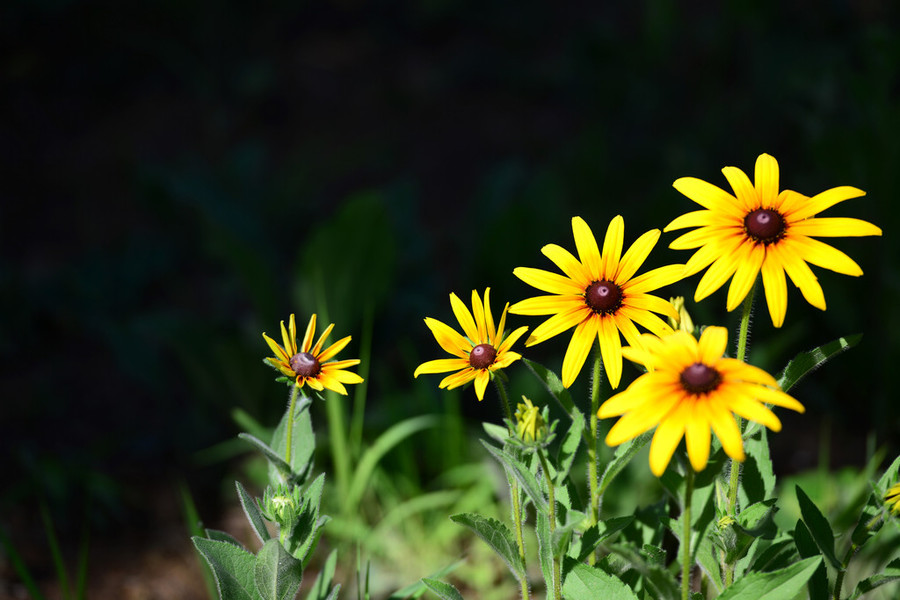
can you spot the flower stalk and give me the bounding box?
[682,468,695,600]
[538,447,561,600]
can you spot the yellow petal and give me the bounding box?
[450,292,479,342]
[474,369,491,400]
[317,372,349,396]
[312,323,336,356]
[684,404,711,472]
[572,216,602,280]
[725,244,765,311]
[600,215,625,280]
[697,326,728,364]
[510,294,583,316]
[598,316,623,389]
[513,267,585,295]
[704,400,745,462]
[317,333,348,362]
[423,317,470,358]
[737,382,805,413]
[754,153,780,208]
[471,290,487,343]
[694,251,741,303]
[788,217,882,238]
[621,293,679,321]
[722,165,760,212]
[263,333,290,362]
[761,253,788,327]
[624,264,686,295]
[483,289,497,342]
[415,358,470,377]
[785,235,864,277]
[725,390,782,431]
[561,317,599,388]
[496,325,528,354]
[542,244,590,283]
[440,368,476,390]
[526,305,588,346]
[288,314,297,354]
[301,314,317,353]
[669,226,737,251]
[672,177,746,218]
[665,210,734,232]
[649,409,687,476]
[616,228,660,283]
[769,243,826,311]
[787,186,866,221]
[618,306,674,339]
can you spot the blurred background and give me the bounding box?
[2,0,899,598]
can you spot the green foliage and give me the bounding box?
[449,513,526,583]
[562,563,640,600]
[716,556,823,600]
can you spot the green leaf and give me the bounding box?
[344,415,439,513]
[570,516,634,563]
[776,334,861,392]
[717,556,823,600]
[421,578,464,600]
[387,561,463,599]
[847,557,900,599]
[562,563,640,600]
[605,543,679,600]
[236,481,271,544]
[449,513,525,582]
[598,431,652,498]
[556,411,585,485]
[193,537,259,600]
[285,474,327,566]
[535,511,554,596]
[481,442,548,513]
[523,358,576,414]
[254,539,303,600]
[305,549,338,600]
[792,521,829,600]
[795,485,840,569]
[239,433,294,483]
[206,529,244,546]
[739,427,776,507]
[749,538,796,573]
[482,422,510,445]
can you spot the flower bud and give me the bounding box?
[669,296,695,334]
[515,397,547,443]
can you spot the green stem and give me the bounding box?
[495,377,530,600]
[284,384,300,466]
[834,512,883,600]
[682,469,695,600]
[723,280,756,587]
[588,347,603,525]
[538,448,561,600]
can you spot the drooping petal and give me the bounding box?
[785,235,864,277]
[597,316,624,389]
[725,244,765,311]
[317,372,349,396]
[473,369,491,401]
[561,317,599,388]
[704,400,745,462]
[648,409,687,476]
[684,404,712,472]
[769,243,826,311]
[760,252,788,327]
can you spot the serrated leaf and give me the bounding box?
[254,539,303,600]
[421,578,464,600]
[450,513,525,582]
[795,486,840,569]
[776,334,861,392]
[305,549,337,600]
[717,556,823,600]
[523,358,576,414]
[562,563,640,600]
[193,537,258,600]
[236,481,271,544]
[482,442,548,513]
[847,557,900,599]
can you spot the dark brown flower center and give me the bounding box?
[469,343,497,369]
[744,208,786,244]
[290,352,321,378]
[584,280,623,314]
[680,362,721,395]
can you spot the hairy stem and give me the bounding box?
[284,384,300,466]
[538,448,561,600]
[682,469,695,600]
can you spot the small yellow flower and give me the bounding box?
[885,483,900,516]
[597,326,805,476]
[665,153,882,327]
[415,289,528,401]
[668,296,695,335]
[510,215,684,389]
[263,314,363,395]
[515,397,547,443]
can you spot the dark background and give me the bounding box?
[2,0,898,596]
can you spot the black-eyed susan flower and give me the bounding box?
[415,289,528,401]
[886,483,900,516]
[263,314,363,395]
[665,153,882,327]
[597,326,805,476]
[510,215,684,389]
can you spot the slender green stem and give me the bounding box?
[834,512,883,600]
[538,448,561,600]
[495,377,530,600]
[588,347,603,525]
[284,384,300,466]
[682,469,695,600]
[724,280,756,586]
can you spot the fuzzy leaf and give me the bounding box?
[450,513,525,582]
[269,396,315,484]
[205,529,244,547]
[482,442,548,513]
[556,411,585,485]
[717,556,823,600]
[254,539,303,600]
[193,537,259,600]
[847,557,900,599]
[795,486,841,569]
[239,433,293,483]
[523,358,576,414]
[598,431,652,498]
[562,563,640,600]
[421,578,464,600]
[776,334,861,392]
[236,481,271,544]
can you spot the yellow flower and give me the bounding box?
[597,326,805,476]
[886,483,900,516]
[510,215,684,389]
[515,397,547,443]
[414,289,528,401]
[263,314,363,395]
[665,153,882,327]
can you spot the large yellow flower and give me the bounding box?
[665,153,882,327]
[263,314,363,395]
[510,215,683,389]
[597,326,805,476]
[414,289,528,401]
